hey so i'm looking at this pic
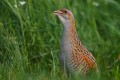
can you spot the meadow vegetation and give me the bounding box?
[0,0,120,80]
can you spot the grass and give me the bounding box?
[0,0,120,80]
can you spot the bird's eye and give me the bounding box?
[60,9,68,14]
[64,10,67,13]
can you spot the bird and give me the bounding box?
[53,9,98,76]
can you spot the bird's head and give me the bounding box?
[53,9,74,26]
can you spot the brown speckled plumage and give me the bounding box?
[53,9,98,75]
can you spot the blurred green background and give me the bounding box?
[0,0,120,80]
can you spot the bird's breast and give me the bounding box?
[60,31,71,56]
[59,30,72,71]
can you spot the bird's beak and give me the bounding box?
[53,10,63,15]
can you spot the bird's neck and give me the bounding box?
[69,19,76,34]
[63,19,77,37]
[62,18,81,46]
[60,19,77,54]
[60,18,80,55]
[64,18,75,31]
